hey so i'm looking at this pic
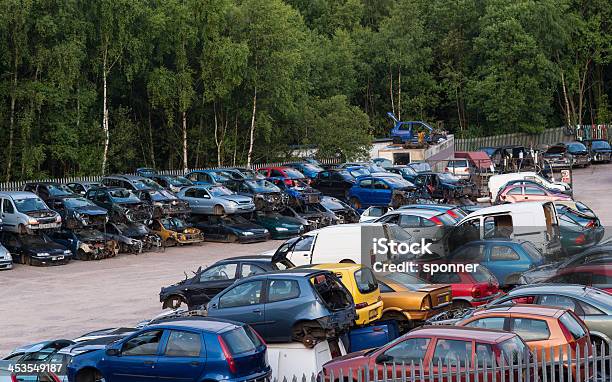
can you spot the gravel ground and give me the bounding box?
[1,163,611,355]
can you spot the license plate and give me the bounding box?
[52,256,64,261]
[369,309,378,319]
[38,223,57,229]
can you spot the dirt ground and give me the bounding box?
[1,163,611,355]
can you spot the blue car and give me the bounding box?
[185,169,236,185]
[206,269,355,344]
[268,177,321,205]
[448,239,545,287]
[67,318,271,382]
[346,175,415,210]
[285,162,324,179]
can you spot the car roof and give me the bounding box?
[508,283,594,296]
[409,326,515,343]
[556,264,612,274]
[147,317,243,333]
[308,263,363,271]
[473,304,565,318]
[0,191,39,198]
[218,255,273,263]
[245,268,329,278]
[387,208,443,218]
[462,201,547,219]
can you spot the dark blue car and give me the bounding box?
[346,175,415,210]
[67,318,271,382]
[285,162,324,179]
[448,239,545,287]
[206,269,355,344]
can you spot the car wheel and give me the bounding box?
[163,295,185,310]
[77,249,89,261]
[76,369,105,382]
[339,259,355,264]
[164,238,177,247]
[349,197,361,210]
[213,205,225,215]
[381,311,413,333]
[18,224,27,235]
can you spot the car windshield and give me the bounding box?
[521,242,544,261]
[591,140,611,150]
[368,164,387,173]
[109,189,140,202]
[147,189,177,201]
[384,177,414,188]
[167,176,192,186]
[585,289,612,309]
[321,198,345,210]
[212,171,233,181]
[76,229,104,241]
[14,197,48,213]
[162,217,187,230]
[283,168,305,179]
[448,160,468,167]
[208,186,233,197]
[471,265,496,283]
[245,179,280,192]
[409,162,431,173]
[47,184,73,196]
[130,179,157,190]
[567,142,587,153]
[349,168,370,177]
[302,163,324,172]
[22,234,53,245]
[355,268,379,294]
[63,197,95,208]
[399,167,418,177]
[438,173,460,182]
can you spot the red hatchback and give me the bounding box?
[320,326,532,381]
[419,262,504,308]
[257,166,307,185]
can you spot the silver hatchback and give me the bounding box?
[0,191,61,233]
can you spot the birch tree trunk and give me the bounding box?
[560,69,572,128]
[247,86,257,168]
[6,64,17,182]
[397,68,401,121]
[389,67,395,116]
[101,58,110,175]
[182,110,188,173]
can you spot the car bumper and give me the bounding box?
[591,152,611,162]
[226,204,256,214]
[269,230,301,239]
[28,221,62,230]
[0,259,13,270]
[355,300,384,325]
[223,369,272,382]
[236,233,270,243]
[31,255,72,266]
[403,302,452,322]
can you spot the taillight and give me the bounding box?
[471,285,482,299]
[11,374,18,382]
[218,335,237,374]
[429,216,443,226]
[575,234,586,245]
[284,178,293,186]
[444,167,449,172]
[421,296,432,310]
[585,220,596,228]
[355,302,369,309]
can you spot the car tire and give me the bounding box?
[213,205,225,215]
[349,197,361,210]
[18,224,27,235]
[381,311,412,333]
[76,369,105,382]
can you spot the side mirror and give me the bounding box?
[106,348,121,356]
[375,353,392,364]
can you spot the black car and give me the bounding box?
[225,178,285,210]
[543,142,591,168]
[105,222,162,253]
[584,139,612,163]
[66,181,103,196]
[278,204,336,230]
[319,196,359,223]
[47,195,108,229]
[311,169,355,200]
[85,187,153,223]
[0,232,72,265]
[191,215,269,243]
[23,182,75,202]
[49,228,119,260]
[150,174,193,193]
[159,255,294,309]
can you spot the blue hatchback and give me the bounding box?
[448,239,545,287]
[346,175,415,210]
[67,318,271,382]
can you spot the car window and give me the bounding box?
[373,180,389,190]
[267,279,300,302]
[319,171,330,179]
[293,235,315,252]
[483,215,513,239]
[164,330,202,357]
[525,186,546,196]
[219,280,263,308]
[490,246,520,261]
[559,312,587,339]
[378,281,394,293]
[2,199,14,214]
[354,268,378,294]
[538,295,576,311]
[200,263,238,282]
[433,339,473,366]
[241,263,267,278]
[383,338,430,364]
[399,214,420,228]
[270,169,284,177]
[476,343,495,366]
[509,318,550,341]
[359,179,372,188]
[465,317,505,330]
[506,187,523,195]
[500,337,528,365]
[578,301,605,315]
[453,244,485,262]
[122,330,163,356]
[429,271,461,283]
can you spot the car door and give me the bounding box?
[99,329,163,382]
[374,337,432,379]
[430,338,474,378]
[1,198,18,231]
[503,186,524,203]
[372,179,392,205]
[329,172,347,198]
[487,244,523,285]
[315,171,331,195]
[523,186,548,202]
[154,329,205,382]
[356,179,374,207]
[397,213,422,239]
[187,262,240,307]
[210,279,266,329]
[261,278,302,341]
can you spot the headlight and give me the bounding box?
[64,250,72,255]
[276,227,288,232]
[229,201,239,206]
[242,231,254,236]
[4,252,12,260]
[263,229,269,234]
[28,218,39,225]
[37,252,50,257]
[55,215,61,223]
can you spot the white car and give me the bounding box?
[267,340,346,381]
[0,243,12,270]
[444,159,472,179]
[488,172,571,201]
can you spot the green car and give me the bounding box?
[556,204,604,255]
[254,211,305,239]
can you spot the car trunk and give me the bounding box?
[310,273,353,311]
[416,284,453,308]
[220,326,269,379]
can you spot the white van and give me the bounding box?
[269,222,414,266]
[447,201,562,256]
[267,340,346,381]
[488,172,571,201]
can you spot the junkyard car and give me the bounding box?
[412,172,479,201]
[0,191,62,233]
[347,175,416,210]
[85,187,152,223]
[105,222,162,253]
[544,264,612,293]
[309,263,384,325]
[150,174,193,193]
[398,203,468,223]
[47,195,108,229]
[375,272,452,331]
[191,215,269,243]
[443,159,473,179]
[556,203,604,254]
[311,169,356,200]
[253,211,305,239]
[285,162,325,179]
[319,196,359,223]
[543,142,590,168]
[150,217,204,246]
[160,255,293,309]
[23,181,75,202]
[489,284,612,350]
[224,167,265,180]
[278,204,337,230]
[257,166,307,184]
[185,169,236,185]
[584,139,612,163]
[65,181,103,196]
[50,228,119,260]
[0,243,12,270]
[67,319,272,382]
[496,183,571,204]
[269,178,321,206]
[225,178,285,210]
[207,269,355,345]
[178,185,255,215]
[0,232,72,265]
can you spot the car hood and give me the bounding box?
[225,222,267,233]
[72,205,108,215]
[28,242,67,253]
[220,194,253,203]
[520,261,562,282]
[26,210,57,218]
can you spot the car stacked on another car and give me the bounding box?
[178,184,255,215]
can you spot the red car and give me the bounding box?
[320,326,532,381]
[544,264,612,293]
[257,166,307,185]
[419,262,504,308]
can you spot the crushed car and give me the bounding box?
[149,217,204,246]
[50,228,119,260]
[225,178,286,211]
[47,195,108,229]
[85,187,153,224]
[104,222,162,253]
[269,178,321,206]
[191,215,269,243]
[319,196,359,223]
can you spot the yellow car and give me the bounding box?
[376,272,452,331]
[150,217,204,246]
[309,263,383,325]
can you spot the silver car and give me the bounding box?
[0,242,12,270]
[0,191,61,233]
[177,185,255,215]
